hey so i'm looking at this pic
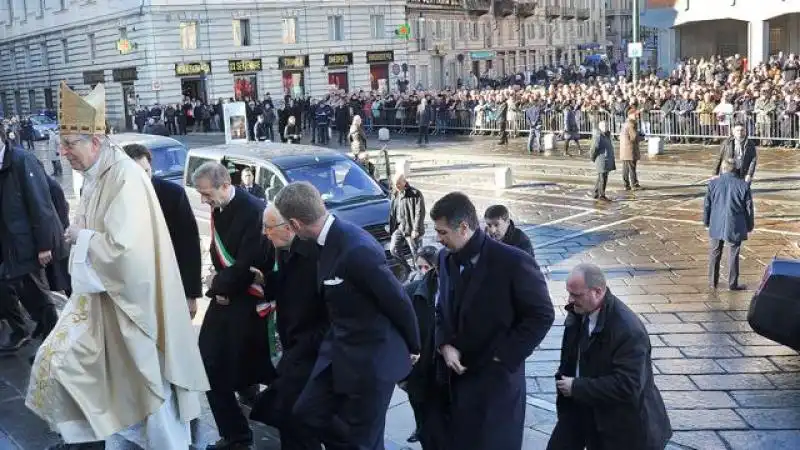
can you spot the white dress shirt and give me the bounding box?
[317,214,335,246]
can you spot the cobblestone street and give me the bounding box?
[2,133,799,449]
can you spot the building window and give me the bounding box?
[88,33,96,60]
[40,42,47,66]
[6,0,13,22]
[369,15,384,39]
[471,22,479,40]
[39,0,45,16]
[21,0,27,19]
[458,22,466,40]
[328,15,344,41]
[538,24,545,39]
[59,0,66,10]
[23,45,29,67]
[119,27,128,40]
[769,27,782,55]
[282,17,297,44]
[180,21,198,50]
[28,89,36,112]
[233,19,251,47]
[61,38,68,63]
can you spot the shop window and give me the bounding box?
[234,74,257,101]
[282,17,298,44]
[180,21,198,50]
[233,19,251,47]
[328,15,344,41]
[370,15,384,39]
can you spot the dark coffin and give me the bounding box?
[747,258,800,351]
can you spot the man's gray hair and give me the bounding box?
[721,158,736,173]
[191,161,231,188]
[572,263,607,290]
[273,181,327,225]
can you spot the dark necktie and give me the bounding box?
[576,316,591,375]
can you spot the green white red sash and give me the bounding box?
[210,216,266,300]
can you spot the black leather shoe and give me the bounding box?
[729,284,747,291]
[206,437,253,450]
[407,428,420,443]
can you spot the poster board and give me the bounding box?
[224,102,249,144]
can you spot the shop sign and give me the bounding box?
[278,55,309,70]
[112,67,138,82]
[366,51,394,64]
[175,61,212,76]
[469,51,496,61]
[324,53,353,67]
[228,59,263,73]
[83,70,105,85]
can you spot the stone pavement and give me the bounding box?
[2,132,800,449]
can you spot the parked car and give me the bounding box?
[30,114,59,140]
[183,142,409,279]
[108,133,188,184]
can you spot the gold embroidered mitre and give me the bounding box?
[58,81,106,135]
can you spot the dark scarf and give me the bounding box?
[447,229,486,318]
[451,228,485,268]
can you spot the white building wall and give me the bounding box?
[0,0,407,128]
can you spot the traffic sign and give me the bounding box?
[627,42,643,59]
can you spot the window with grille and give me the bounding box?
[328,16,344,41]
[233,19,251,46]
[282,18,298,44]
[370,15,385,39]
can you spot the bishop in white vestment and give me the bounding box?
[26,81,210,450]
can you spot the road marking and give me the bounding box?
[526,210,596,230]
[535,217,636,249]
[641,215,800,237]
[413,182,597,212]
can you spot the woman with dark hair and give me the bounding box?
[401,245,444,448]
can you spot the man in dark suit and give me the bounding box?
[704,158,755,291]
[547,263,672,450]
[273,181,420,450]
[250,204,327,450]
[192,162,274,450]
[241,167,266,200]
[713,123,757,183]
[483,204,534,258]
[123,143,202,315]
[429,192,554,449]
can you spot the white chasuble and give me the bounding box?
[25,145,210,447]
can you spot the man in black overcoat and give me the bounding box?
[712,123,757,183]
[0,137,62,351]
[192,161,274,450]
[274,181,420,450]
[547,263,672,450]
[250,204,327,450]
[123,143,203,313]
[429,192,554,450]
[484,204,534,258]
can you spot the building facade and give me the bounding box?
[0,0,408,130]
[404,0,607,90]
[605,0,633,60]
[640,0,800,71]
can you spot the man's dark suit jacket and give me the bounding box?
[713,137,757,179]
[243,183,266,200]
[703,172,755,243]
[313,217,421,394]
[152,176,203,299]
[549,290,672,450]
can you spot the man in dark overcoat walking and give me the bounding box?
[428,192,555,450]
[548,263,672,450]
[0,135,62,351]
[192,161,274,450]
[124,143,203,314]
[704,157,755,291]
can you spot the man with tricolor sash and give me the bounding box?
[192,161,275,450]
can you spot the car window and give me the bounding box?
[285,159,384,206]
[30,115,55,125]
[150,145,187,178]
[257,166,285,201]
[185,155,216,187]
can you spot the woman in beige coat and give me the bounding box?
[619,112,642,190]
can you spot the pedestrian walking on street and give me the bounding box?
[547,263,672,450]
[620,112,642,190]
[496,94,509,145]
[390,173,426,276]
[563,104,582,156]
[417,99,432,146]
[274,181,420,450]
[704,158,755,291]
[713,123,757,183]
[590,120,616,201]
[427,192,554,450]
[0,129,62,353]
[484,204,535,259]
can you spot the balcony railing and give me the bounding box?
[464,0,491,14]
[561,6,575,19]
[606,8,632,16]
[517,1,537,18]
[544,5,561,19]
[496,0,516,17]
[576,7,590,20]
[407,0,462,6]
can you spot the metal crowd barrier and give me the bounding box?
[359,107,800,146]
